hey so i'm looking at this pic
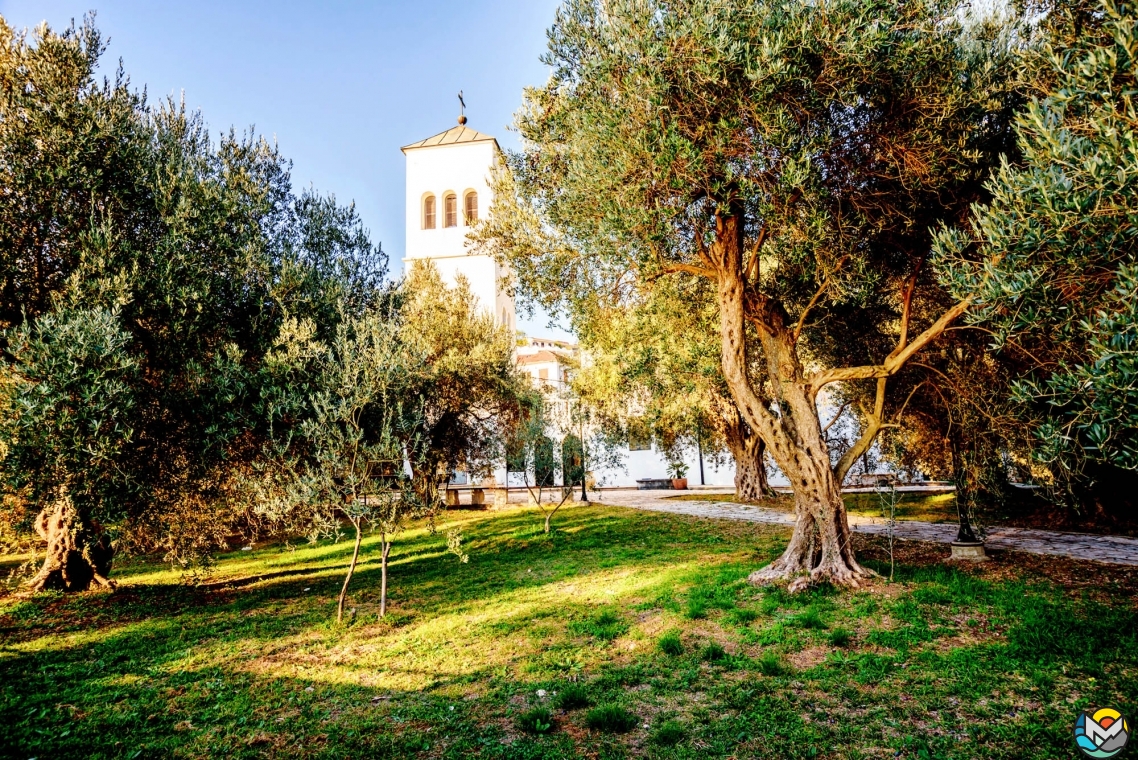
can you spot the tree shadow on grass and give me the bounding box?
[1,505,783,647]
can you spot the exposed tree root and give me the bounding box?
[749,502,877,592]
[750,558,876,592]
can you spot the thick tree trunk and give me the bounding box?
[950,436,980,543]
[734,446,770,503]
[748,474,870,592]
[727,412,772,503]
[712,211,872,590]
[27,495,114,592]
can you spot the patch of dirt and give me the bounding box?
[852,533,1138,603]
[786,646,829,670]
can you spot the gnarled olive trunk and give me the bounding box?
[726,412,772,503]
[713,212,872,590]
[28,494,114,592]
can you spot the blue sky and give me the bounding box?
[0,0,573,338]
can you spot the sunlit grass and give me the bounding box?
[1,503,1135,759]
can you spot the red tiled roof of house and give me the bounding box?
[517,351,563,366]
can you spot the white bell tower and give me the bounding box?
[402,112,515,332]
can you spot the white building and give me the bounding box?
[400,116,737,489]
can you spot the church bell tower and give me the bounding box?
[401,110,515,331]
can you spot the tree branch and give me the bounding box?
[893,380,929,424]
[808,296,972,391]
[821,400,852,435]
[743,189,801,284]
[897,254,927,352]
[743,223,769,283]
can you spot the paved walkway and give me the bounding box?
[590,488,1138,567]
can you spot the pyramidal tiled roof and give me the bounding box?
[401,124,498,152]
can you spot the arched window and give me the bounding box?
[422,195,436,229]
[464,191,478,224]
[443,193,458,228]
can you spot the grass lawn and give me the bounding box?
[2,504,1136,759]
[665,492,961,523]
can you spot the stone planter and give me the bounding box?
[950,541,988,561]
[672,478,688,490]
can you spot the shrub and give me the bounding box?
[701,642,727,662]
[828,627,852,647]
[658,630,684,656]
[585,704,638,733]
[517,707,554,735]
[651,719,686,746]
[757,651,788,676]
[554,684,591,710]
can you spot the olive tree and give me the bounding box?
[476,0,1023,588]
[936,0,1138,481]
[397,263,526,507]
[290,312,427,622]
[2,309,135,590]
[0,16,387,589]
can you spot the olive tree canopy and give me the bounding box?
[476,0,1023,588]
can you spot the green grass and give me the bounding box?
[517,707,554,735]
[1,503,1136,758]
[827,626,852,647]
[657,629,684,656]
[585,704,639,733]
[651,719,686,747]
[554,683,591,710]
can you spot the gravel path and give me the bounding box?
[592,488,1138,567]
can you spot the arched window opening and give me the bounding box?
[464,191,478,224]
[422,195,436,229]
[444,193,458,227]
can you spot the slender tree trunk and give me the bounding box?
[27,493,114,592]
[337,518,364,624]
[712,212,872,590]
[380,535,391,617]
[543,489,573,533]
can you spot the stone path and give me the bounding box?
[591,488,1138,567]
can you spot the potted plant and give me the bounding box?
[667,462,689,490]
